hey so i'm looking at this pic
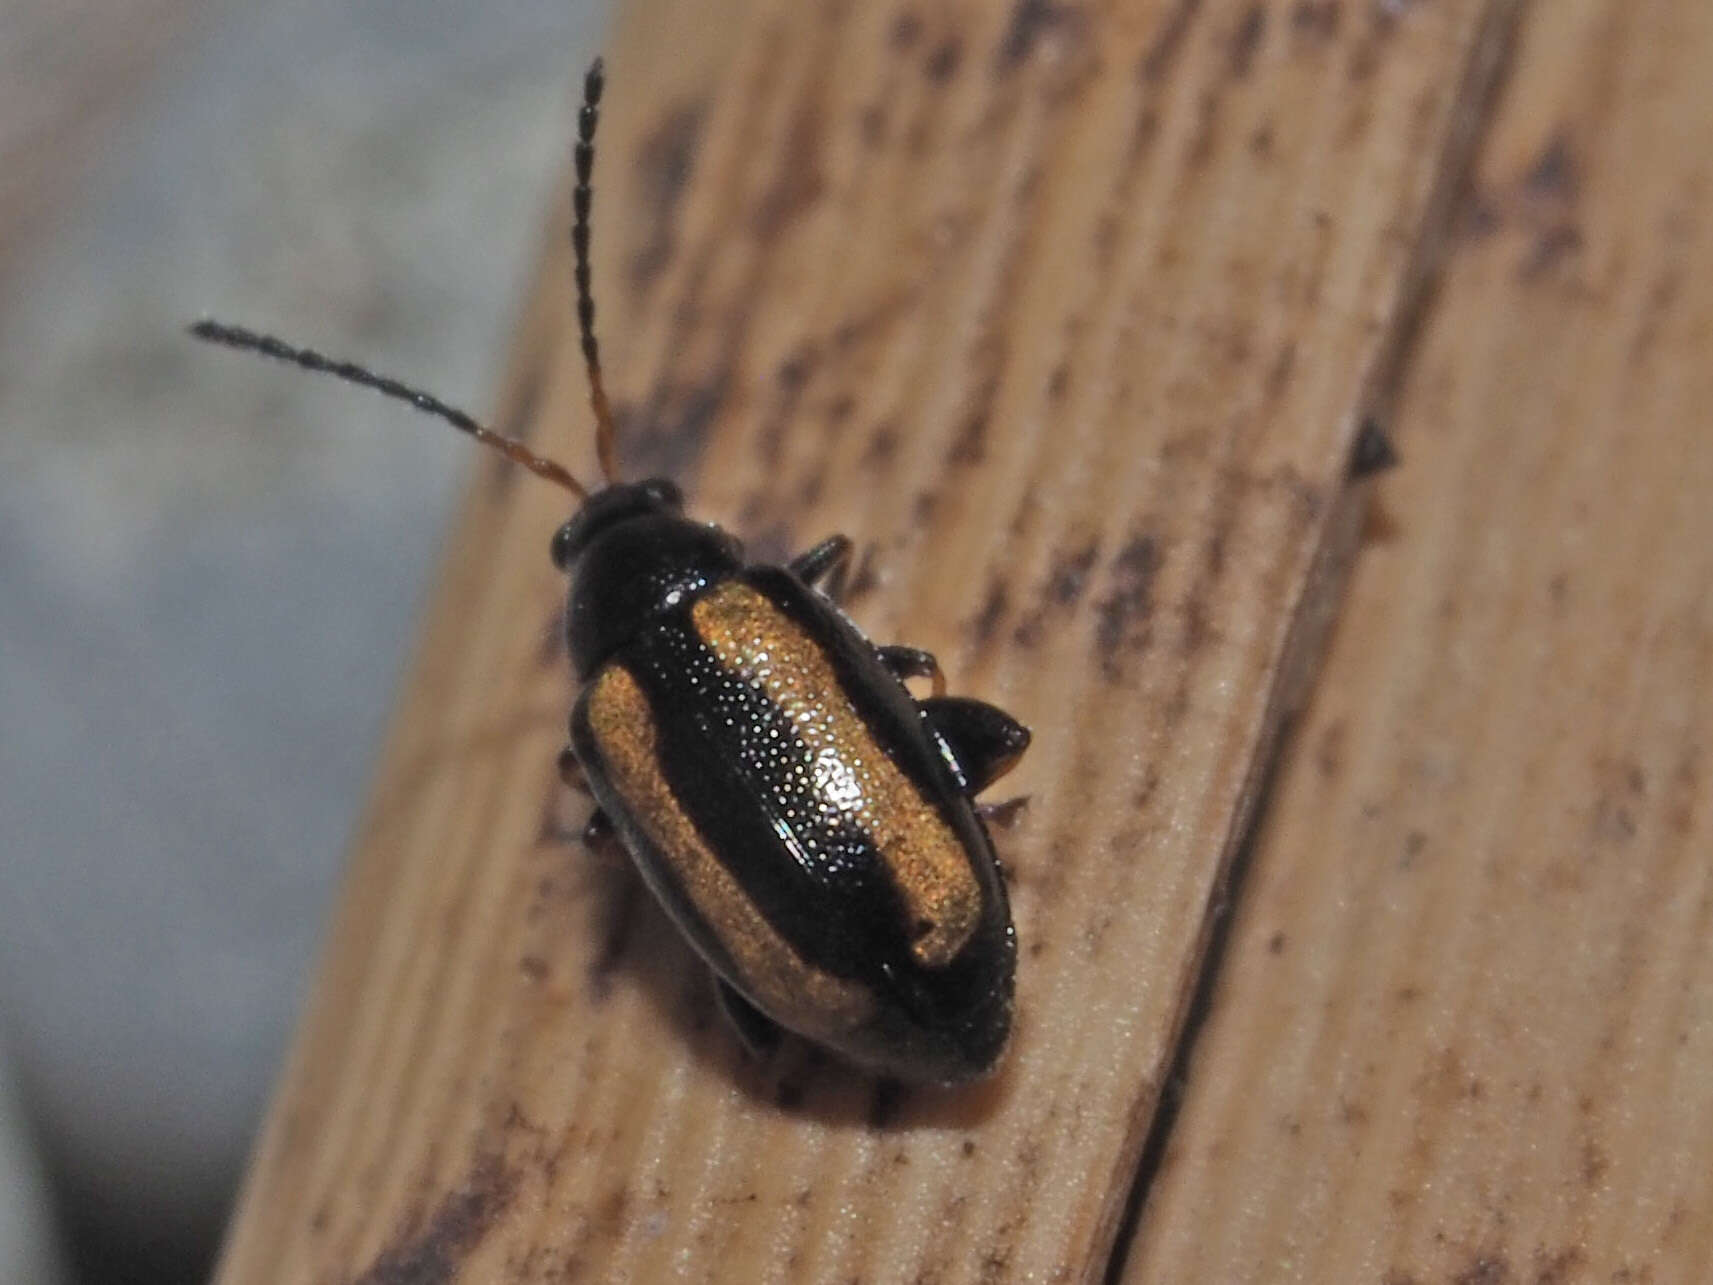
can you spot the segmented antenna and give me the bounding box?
[188,319,589,498]
[574,57,620,485]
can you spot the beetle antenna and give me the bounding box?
[188,319,590,499]
[573,57,620,486]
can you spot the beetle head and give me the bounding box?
[554,480,742,678]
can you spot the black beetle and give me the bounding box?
[191,59,1028,1083]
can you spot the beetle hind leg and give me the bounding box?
[922,696,1031,796]
[714,977,783,1058]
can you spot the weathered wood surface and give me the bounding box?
[1126,0,1713,1280]
[209,0,1562,1281]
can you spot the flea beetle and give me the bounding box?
[191,59,1028,1083]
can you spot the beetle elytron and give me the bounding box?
[191,59,1029,1083]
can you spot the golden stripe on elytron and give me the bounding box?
[584,664,875,1035]
[691,580,982,969]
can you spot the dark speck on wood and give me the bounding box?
[925,38,962,83]
[628,101,707,297]
[1525,132,1578,200]
[350,1156,516,1285]
[1349,417,1399,479]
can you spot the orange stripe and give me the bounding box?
[690,580,982,968]
[584,664,874,1036]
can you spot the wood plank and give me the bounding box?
[214,0,1514,1280]
[1123,0,1713,1280]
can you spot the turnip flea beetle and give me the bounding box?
[191,59,1028,1083]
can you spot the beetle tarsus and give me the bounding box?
[582,807,614,848]
[715,977,783,1057]
[977,795,1031,830]
[922,697,1031,795]
[879,644,946,697]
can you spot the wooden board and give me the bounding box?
[213,0,1521,1280]
[1124,0,1713,1280]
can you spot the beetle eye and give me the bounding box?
[643,478,683,509]
[550,522,577,571]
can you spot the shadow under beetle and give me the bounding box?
[191,59,1029,1084]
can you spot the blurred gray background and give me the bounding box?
[0,1,606,1279]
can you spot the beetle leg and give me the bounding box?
[921,697,1031,796]
[977,795,1031,830]
[582,806,614,849]
[878,644,946,698]
[714,976,783,1058]
[558,744,591,794]
[789,534,852,600]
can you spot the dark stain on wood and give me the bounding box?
[1178,593,1215,656]
[824,393,856,426]
[1517,222,1583,280]
[1453,187,1502,242]
[628,100,708,298]
[1093,534,1161,679]
[753,97,827,240]
[1013,540,1100,646]
[795,462,826,508]
[1139,0,1203,83]
[890,9,923,50]
[1524,132,1578,201]
[755,343,821,462]
[995,0,1078,73]
[1289,0,1341,40]
[1265,340,1298,398]
[947,384,996,466]
[969,575,1011,647]
[349,1155,517,1285]
[1533,1246,1586,1285]
[1227,4,1267,80]
[1315,718,1345,778]
[1186,89,1224,168]
[1452,1253,1511,1285]
[622,373,730,481]
[1348,416,1399,479]
[1629,265,1683,365]
[911,488,939,526]
[926,37,963,84]
[861,422,900,472]
[858,100,888,147]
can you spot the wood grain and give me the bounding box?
[213,0,1519,1281]
[1124,0,1713,1280]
